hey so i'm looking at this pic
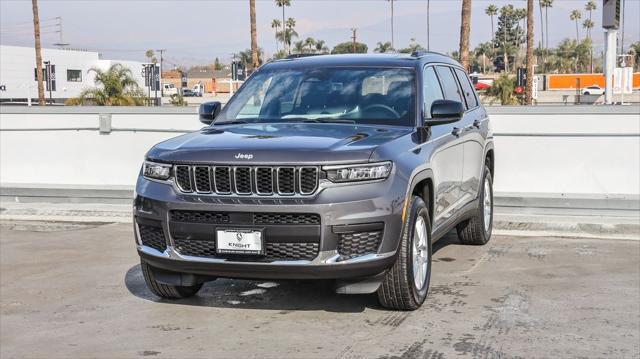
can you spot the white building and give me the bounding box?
[0,45,149,104]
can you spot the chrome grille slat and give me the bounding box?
[173,165,319,196]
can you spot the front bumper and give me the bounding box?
[134,173,406,280]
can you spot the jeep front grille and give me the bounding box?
[174,165,319,196]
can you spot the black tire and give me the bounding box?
[457,166,493,245]
[141,260,203,299]
[377,195,432,311]
[584,92,590,95]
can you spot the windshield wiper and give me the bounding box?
[299,118,356,124]
[213,120,247,126]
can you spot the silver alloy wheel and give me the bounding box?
[483,177,492,233]
[412,216,429,290]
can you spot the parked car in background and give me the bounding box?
[181,89,197,97]
[163,83,179,96]
[582,85,604,96]
[134,53,494,311]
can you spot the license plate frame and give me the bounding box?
[216,228,264,255]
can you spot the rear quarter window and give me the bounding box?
[435,66,464,104]
[454,68,478,108]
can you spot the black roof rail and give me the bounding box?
[286,53,322,59]
[410,50,449,58]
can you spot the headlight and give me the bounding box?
[143,161,172,180]
[323,161,392,183]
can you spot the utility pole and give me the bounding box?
[53,17,69,47]
[156,49,166,96]
[351,28,357,53]
[426,0,431,51]
[31,0,45,106]
[386,0,395,50]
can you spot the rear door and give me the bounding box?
[453,67,486,205]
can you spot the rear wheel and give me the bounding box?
[141,260,203,299]
[457,166,493,245]
[377,195,432,311]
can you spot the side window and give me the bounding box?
[454,68,478,108]
[423,66,444,118]
[435,66,464,105]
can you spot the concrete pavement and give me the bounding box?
[1,222,639,358]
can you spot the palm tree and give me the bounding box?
[145,49,157,64]
[459,0,472,70]
[585,0,596,39]
[66,64,146,106]
[284,17,298,54]
[304,37,316,52]
[525,0,534,105]
[570,10,582,43]
[486,4,498,64]
[315,40,329,54]
[31,0,45,105]
[375,41,394,53]
[275,0,291,53]
[249,0,259,70]
[540,0,553,56]
[293,40,306,54]
[271,19,281,52]
[387,0,395,49]
[583,18,595,72]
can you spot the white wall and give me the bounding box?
[1,106,639,199]
[0,45,146,100]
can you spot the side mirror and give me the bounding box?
[425,99,465,126]
[199,101,222,125]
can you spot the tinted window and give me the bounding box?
[435,66,463,104]
[454,68,478,108]
[216,67,416,127]
[67,69,82,82]
[423,66,444,118]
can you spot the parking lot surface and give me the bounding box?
[1,222,639,359]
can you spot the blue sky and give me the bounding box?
[1,0,638,66]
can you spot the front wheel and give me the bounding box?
[141,260,203,299]
[377,195,432,311]
[457,166,493,245]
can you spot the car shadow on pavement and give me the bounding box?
[124,231,463,313]
[124,264,379,313]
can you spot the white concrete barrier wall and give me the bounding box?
[1,106,639,199]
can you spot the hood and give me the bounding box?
[146,123,412,164]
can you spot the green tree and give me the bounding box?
[584,1,596,40]
[485,73,517,105]
[472,41,494,73]
[213,57,223,71]
[540,0,553,54]
[547,38,591,73]
[315,39,329,54]
[271,19,281,53]
[493,5,524,72]
[237,48,264,72]
[276,17,298,54]
[332,41,367,54]
[485,4,499,63]
[275,0,291,53]
[398,38,425,54]
[169,93,187,106]
[66,64,146,106]
[570,10,582,42]
[374,41,394,53]
[629,42,640,71]
[145,49,157,64]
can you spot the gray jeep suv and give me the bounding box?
[134,53,494,310]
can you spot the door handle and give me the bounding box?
[452,127,462,137]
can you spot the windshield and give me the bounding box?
[215,67,416,126]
